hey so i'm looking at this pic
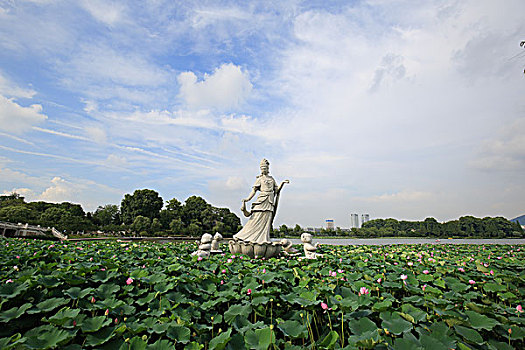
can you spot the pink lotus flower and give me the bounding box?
[490,270,494,275]
[227,259,232,263]
[377,278,382,283]
[5,279,13,283]
[262,268,266,273]
[16,256,19,259]
[221,269,226,273]
[126,277,134,285]
[516,305,523,313]
[423,270,429,274]
[408,262,413,266]
[105,309,109,316]
[91,297,96,303]
[220,280,224,285]
[321,302,328,310]
[422,284,427,291]
[458,267,465,272]
[359,287,370,296]
[400,274,408,280]
[197,256,203,261]
[247,289,252,295]
[469,280,475,285]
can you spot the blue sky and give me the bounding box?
[0,0,524,228]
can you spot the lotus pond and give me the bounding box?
[1,238,525,349]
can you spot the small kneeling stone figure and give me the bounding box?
[280,238,299,256]
[191,233,213,258]
[211,232,223,253]
[301,233,323,259]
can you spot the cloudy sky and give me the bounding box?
[0,0,524,228]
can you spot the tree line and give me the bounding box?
[274,216,524,238]
[0,190,241,237]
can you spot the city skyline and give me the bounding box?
[0,1,524,228]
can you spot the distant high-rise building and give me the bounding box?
[361,214,370,226]
[350,214,359,228]
[325,219,334,230]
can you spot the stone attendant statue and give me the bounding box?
[301,232,323,259]
[233,158,289,244]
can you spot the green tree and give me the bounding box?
[187,222,201,236]
[131,216,151,235]
[0,205,36,223]
[169,218,184,234]
[151,218,162,235]
[181,196,210,227]
[40,207,71,231]
[121,189,163,224]
[92,204,119,227]
[0,193,25,208]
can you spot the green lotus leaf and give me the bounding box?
[454,325,483,344]
[29,297,68,313]
[166,324,191,344]
[84,326,115,347]
[487,339,514,350]
[24,324,76,349]
[0,281,29,299]
[465,310,501,330]
[0,333,24,350]
[64,287,93,299]
[245,327,275,350]
[277,320,307,339]
[483,283,506,293]
[380,311,413,335]
[136,292,156,306]
[38,276,62,288]
[372,300,392,312]
[509,325,525,340]
[128,336,147,350]
[400,304,428,324]
[149,339,176,349]
[96,283,120,298]
[393,333,423,350]
[208,328,232,350]
[151,322,170,334]
[317,330,339,349]
[0,302,32,322]
[224,303,252,323]
[91,270,117,283]
[348,317,377,334]
[81,316,111,333]
[47,307,81,326]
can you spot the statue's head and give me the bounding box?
[280,238,292,249]
[213,232,223,240]
[260,158,270,174]
[301,233,312,243]
[201,233,213,243]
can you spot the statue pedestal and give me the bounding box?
[229,239,282,258]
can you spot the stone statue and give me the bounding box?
[280,238,300,256]
[301,232,323,259]
[211,232,223,253]
[229,158,289,258]
[191,233,213,258]
[234,158,289,244]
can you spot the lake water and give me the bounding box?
[279,238,525,245]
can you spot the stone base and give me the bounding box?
[228,239,282,258]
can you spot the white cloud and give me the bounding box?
[470,118,525,171]
[80,0,126,26]
[61,44,169,89]
[0,71,36,98]
[84,126,107,144]
[39,177,75,202]
[0,95,47,133]
[178,63,253,110]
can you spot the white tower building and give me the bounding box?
[350,214,360,228]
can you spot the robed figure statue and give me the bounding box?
[233,158,289,244]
